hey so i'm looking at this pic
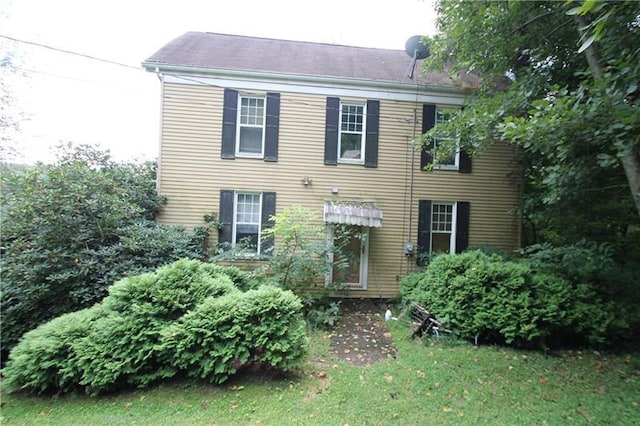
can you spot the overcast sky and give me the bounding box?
[1,0,437,163]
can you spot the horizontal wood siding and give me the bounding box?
[157,82,522,298]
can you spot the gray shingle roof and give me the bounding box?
[143,32,472,89]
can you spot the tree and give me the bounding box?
[0,143,210,357]
[422,0,640,253]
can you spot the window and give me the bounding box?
[221,89,280,161]
[430,202,455,253]
[339,103,366,162]
[420,104,471,173]
[324,97,379,167]
[417,200,469,263]
[433,108,459,169]
[237,95,265,156]
[234,192,261,253]
[219,190,276,256]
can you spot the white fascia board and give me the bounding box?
[144,64,468,106]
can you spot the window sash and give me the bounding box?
[236,95,266,157]
[430,202,457,254]
[338,103,366,163]
[433,108,460,169]
[233,192,262,255]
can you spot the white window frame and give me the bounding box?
[430,201,458,254]
[232,191,263,256]
[236,94,266,158]
[433,108,460,170]
[338,102,367,165]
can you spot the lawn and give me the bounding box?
[1,321,639,425]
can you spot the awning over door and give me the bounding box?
[323,200,383,228]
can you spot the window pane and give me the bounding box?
[340,133,362,159]
[432,233,451,253]
[432,204,453,232]
[435,108,457,166]
[235,224,258,253]
[239,127,263,154]
[240,97,264,126]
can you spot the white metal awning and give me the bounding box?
[323,200,383,228]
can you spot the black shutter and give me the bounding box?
[324,97,340,165]
[219,190,234,247]
[264,92,280,162]
[221,89,238,159]
[260,192,276,255]
[420,104,436,170]
[455,201,470,253]
[364,100,379,168]
[417,200,432,266]
[459,150,472,173]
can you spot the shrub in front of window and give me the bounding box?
[400,250,636,348]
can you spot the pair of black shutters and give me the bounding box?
[324,97,380,168]
[218,190,276,254]
[221,89,280,161]
[416,200,470,265]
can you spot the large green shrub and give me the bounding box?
[2,259,307,395]
[167,286,307,384]
[0,144,210,357]
[401,250,634,348]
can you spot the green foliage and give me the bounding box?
[0,306,105,395]
[305,300,342,329]
[400,250,638,348]
[259,205,329,292]
[425,0,640,251]
[167,286,307,384]
[2,259,307,395]
[0,144,210,357]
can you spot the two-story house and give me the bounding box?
[142,32,522,298]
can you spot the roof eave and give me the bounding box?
[141,62,469,97]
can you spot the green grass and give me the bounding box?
[2,322,639,425]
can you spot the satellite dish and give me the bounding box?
[405,35,430,60]
[405,36,430,79]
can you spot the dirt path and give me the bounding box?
[328,299,397,366]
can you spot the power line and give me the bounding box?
[0,34,141,71]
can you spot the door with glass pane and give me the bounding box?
[330,226,369,289]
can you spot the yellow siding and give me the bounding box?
[157,82,523,298]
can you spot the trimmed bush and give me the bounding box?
[167,286,307,384]
[1,306,106,395]
[2,259,307,395]
[401,250,634,348]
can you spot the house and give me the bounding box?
[142,32,522,298]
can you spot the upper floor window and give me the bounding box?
[420,104,471,173]
[339,103,366,163]
[221,89,280,162]
[237,95,266,157]
[433,108,459,169]
[324,97,379,168]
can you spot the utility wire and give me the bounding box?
[0,34,141,71]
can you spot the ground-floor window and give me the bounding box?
[219,189,276,256]
[417,200,469,264]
